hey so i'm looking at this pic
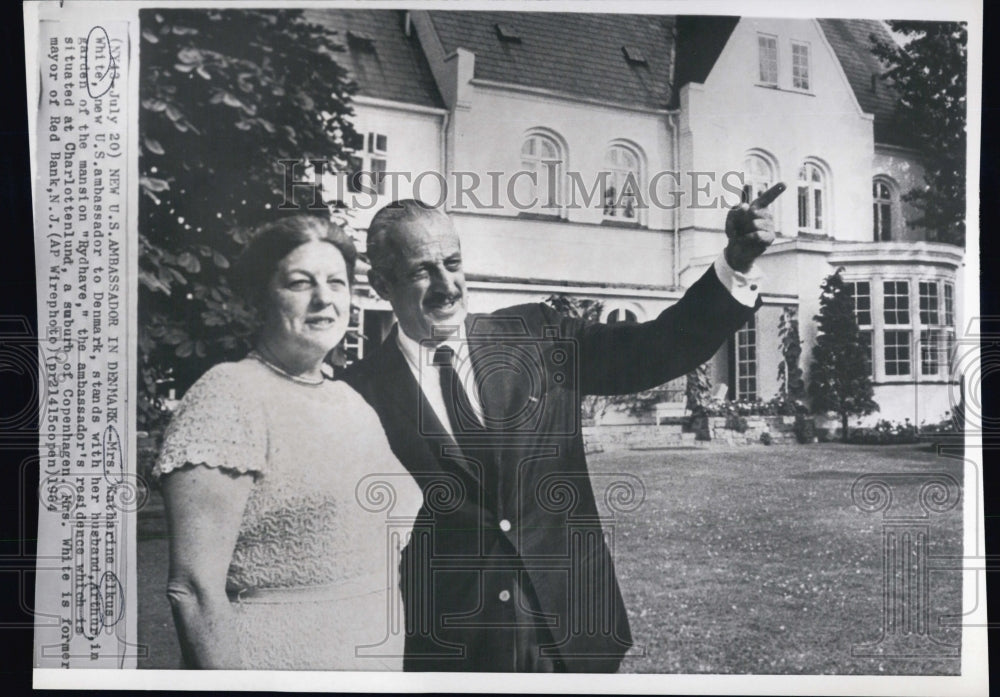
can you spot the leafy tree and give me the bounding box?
[777,306,805,400]
[138,9,358,429]
[808,269,879,441]
[870,21,967,246]
[685,363,712,413]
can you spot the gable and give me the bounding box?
[817,19,912,148]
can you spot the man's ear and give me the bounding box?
[368,268,391,300]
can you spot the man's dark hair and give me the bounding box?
[366,199,448,275]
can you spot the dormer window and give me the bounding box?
[758,34,778,86]
[622,45,647,65]
[495,23,521,43]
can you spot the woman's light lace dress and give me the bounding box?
[154,358,422,670]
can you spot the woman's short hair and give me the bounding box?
[232,214,357,308]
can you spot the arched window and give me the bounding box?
[606,308,638,324]
[603,144,642,221]
[741,153,775,204]
[873,178,895,241]
[519,132,564,214]
[797,161,827,233]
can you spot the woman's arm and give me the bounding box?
[161,464,254,669]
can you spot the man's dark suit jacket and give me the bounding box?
[343,266,757,672]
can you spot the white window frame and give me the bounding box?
[758,33,778,86]
[602,144,643,223]
[916,279,956,378]
[520,131,565,216]
[742,151,780,232]
[918,281,940,326]
[873,178,895,241]
[735,315,758,401]
[347,130,388,195]
[846,280,874,377]
[791,40,811,91]
[882,279,912,377]
[797,161,827,234]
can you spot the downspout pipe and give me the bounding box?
[669,111,680,289]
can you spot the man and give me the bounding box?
[345,186,783,672]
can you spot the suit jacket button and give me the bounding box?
[499,519,512,532]
[498,590,511,602]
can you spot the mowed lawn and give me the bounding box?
[138,442,963,674]
[599,443,963,675]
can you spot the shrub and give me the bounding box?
[793,415,816,444]
[760,432,773,446]
[845,419,919,445]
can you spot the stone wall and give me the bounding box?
[695,415,801,445]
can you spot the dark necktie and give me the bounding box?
[432,345,481,440]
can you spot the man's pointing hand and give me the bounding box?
[724,182,785,272]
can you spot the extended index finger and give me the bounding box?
[749,182,786,210]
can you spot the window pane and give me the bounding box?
[792,42,809,90]
[736,316,757,400]
[759,35,777,84]
[919,281,940,325]
[848,281,872,326]
[371,158,386,195]
[944,283,955,326]
[814,189,823,229]
[522,135,563,213]
[883,281,910,325]
[798,186,808,228]
[884,330,911,376]
[604,146,640,220]
[920,329,942,375]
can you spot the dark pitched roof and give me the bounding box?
[817,18,912,148]
[303,9,444,109]
[426,11,676,110]
[670,15,739,107]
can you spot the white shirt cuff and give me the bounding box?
[713,255,762,308]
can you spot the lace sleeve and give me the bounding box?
[152,363,267,480]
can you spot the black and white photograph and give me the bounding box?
[26,0,986,693]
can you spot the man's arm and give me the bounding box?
[569,183,784,396]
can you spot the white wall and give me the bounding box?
[323,102,444,233]
[680,18,875,242]
[450,85,675,228]
[452,213,675,289]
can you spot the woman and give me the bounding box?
[154,215,422,670]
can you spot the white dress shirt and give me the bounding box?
[396,254,761,436]
[396,325,486,439]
